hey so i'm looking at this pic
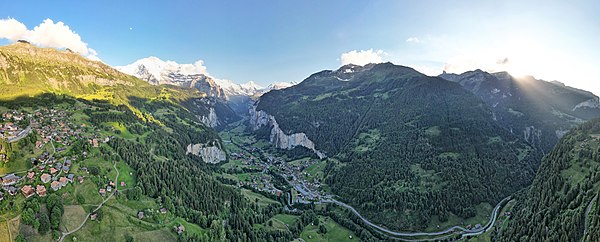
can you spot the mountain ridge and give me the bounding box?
[439,69,600,153]
[116,56,294,99]
[254,62,540,230]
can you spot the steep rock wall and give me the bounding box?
[249,105,326,159]
[186,142,226,164]
[199,107,220,128]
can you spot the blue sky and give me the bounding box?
[1,0,599,94]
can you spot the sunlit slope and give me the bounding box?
[0,42,212,121]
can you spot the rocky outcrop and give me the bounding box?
[573,97,600,111]
[249,105,326,159]
[186,142,226,164]
[199,108,220,128]
[523,125,544,152]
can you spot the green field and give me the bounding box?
[166,217,206,238]
[300,216,357,242]
[115,161,136,188]
[272,214,299,226]
[73,180,103,206]
[105,122,135,139]
[304,161,326,182]
[0,157,31,176]
[241,189,277,207]
[61,205,88,232]
[0,220,10,242]
[64,203,175,242]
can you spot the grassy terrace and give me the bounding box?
[300,216,357,242]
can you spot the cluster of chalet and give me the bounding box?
[237,173,282,197]
[99,179,124,196]
[0,111,27,141]
[1,158,84,200]
[0,106,113,203]
[1,174,21,200]
[276,158,323,197]
[231,151,284,196]
[31,108,88,147]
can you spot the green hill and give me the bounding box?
[0,42,238,125]
[256,63,541,230]
[0,43,286,241]
[499,119,600,241]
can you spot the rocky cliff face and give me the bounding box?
[249,105,326,159]
[186,142,226,164]
[199,107,219,128]
[573,97,600,111]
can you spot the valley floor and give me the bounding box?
[215,120,517,241]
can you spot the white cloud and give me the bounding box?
[340,49,386,66]
[171,59,209,75]
[406,37,420,43]
[0,18,99,61]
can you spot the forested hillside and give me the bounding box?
[257,63,541,230]
[499,119,600,242]
[440,70,600,154]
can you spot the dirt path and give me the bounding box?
[58,161,119,242]
[0,214,12,242]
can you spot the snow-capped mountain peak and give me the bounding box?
[116,56,296,99]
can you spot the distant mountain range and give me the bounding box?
[116,57,294,100]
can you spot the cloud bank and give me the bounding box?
[0,18,99,61]
[340,49,386,66]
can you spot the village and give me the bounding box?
[0,106,191,238]
[225,134,328,205]
[0,107,114,206]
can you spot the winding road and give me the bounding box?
[321,196,510,239]
[582,194,598,242]
[226,122,512,240]
[58,161,120,242]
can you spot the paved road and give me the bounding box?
[228,123,511,240]
[7,125,31,143]
[321,196,510,239]
[582,194,598,242]
[58,162,120,242]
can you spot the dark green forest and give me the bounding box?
[498,119,600,242]
[258,63,542,230]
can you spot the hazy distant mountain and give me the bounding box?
[252,62,539,230]
[440,70,600,153]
